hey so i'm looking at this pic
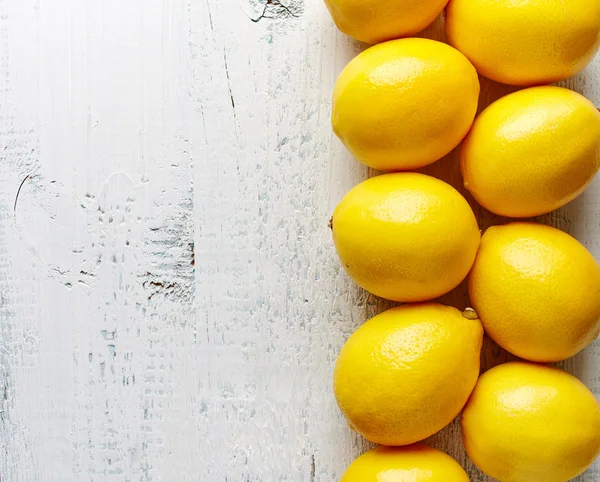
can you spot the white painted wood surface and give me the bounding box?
[0,1,598,480]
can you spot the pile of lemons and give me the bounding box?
[325,0,600,480]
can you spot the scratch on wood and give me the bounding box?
[223,50,236,111]
[13,174,30,214]
[222,49,241,168]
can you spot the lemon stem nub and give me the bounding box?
[462,307,479,320]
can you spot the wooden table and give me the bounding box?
[0,0,598,480]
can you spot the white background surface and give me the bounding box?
[0,0,599,480]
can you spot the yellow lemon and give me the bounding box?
[332,173,480,302]
[323,0,448,44]
[461,86,600,218]
[446,0,600,86]
[469,222,600,362]
[332,38,479,171]
[341,444,469,482]
[334,303,483,446]
[462,362,600,482]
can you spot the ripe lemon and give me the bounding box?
[446,0,600,85]
[341,444,469,482]
[462,362,600,482]
[332,38,479,171]
[332,173,480,302]
[334,303,483,446]
[469,222,600,362]
[461,86,600,218]
[323,0,448,44]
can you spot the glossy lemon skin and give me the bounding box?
[341,444,470,482]
[461,86,600,218]
[332,38,479,171]
[462,362,600,482]
[469,222,600,362]
[446,0,600,85]
[323,0,449,44]
[334,303,483,446]
[332,173,480,302]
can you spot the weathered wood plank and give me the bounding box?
[0,0,598,480]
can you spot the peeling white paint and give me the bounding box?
[0,0,598,480]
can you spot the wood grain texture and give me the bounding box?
[0,0,598,480]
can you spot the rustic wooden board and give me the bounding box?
[0,0,598,480]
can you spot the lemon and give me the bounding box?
[462,362,600,482]
[334,303,483,446]
[341,444,469,482]
[461,86,600,217]
[469,222,600,362]
[332,173,480,302]
[332,38,479,171]
[446,0,600,85]
[323,0,448,44]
